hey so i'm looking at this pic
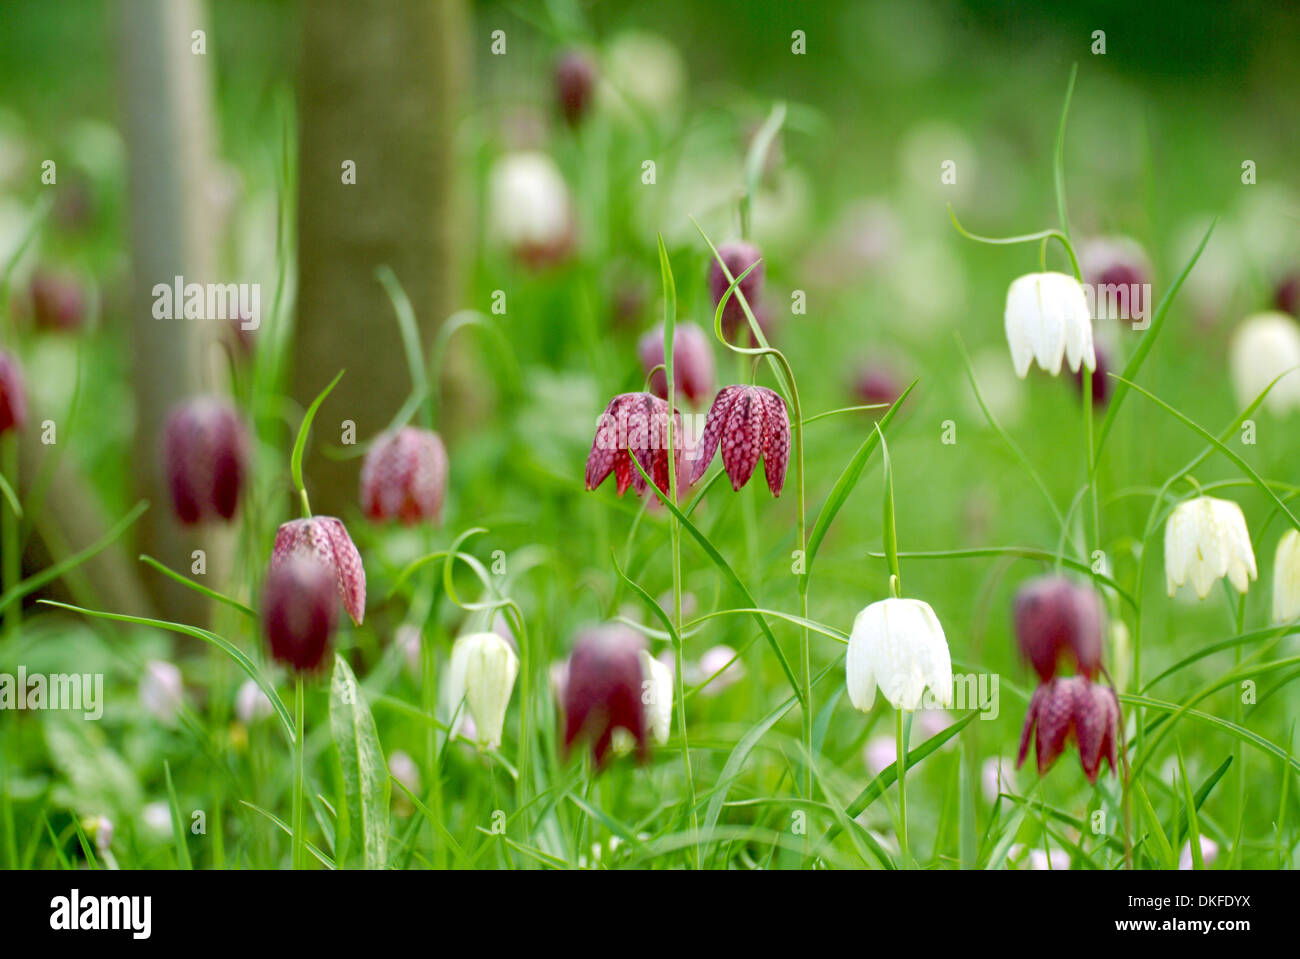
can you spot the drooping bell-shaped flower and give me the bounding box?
[1164,496,1257,599]
[447,631,519,749]
[1016,676,1119,784]
[1228,312,1300,414]
[846,597,953,712]
[272,516,367,625]
[585,392,681,498]
[1004,272,1096,378]
[639,648,673,744]
[637,322,715,406]
[707,241,764,339]
[690,385,789,495]
[29,268,89,332]
[1272,529,1300,623]
[562,625,649,767]
[1013,575,1105,681]
[360,426,449,525]
[162,397,250,524]
[488,151,575,267]
[261,555,339,673]
[555,50,596,127]
[0,350,28,434]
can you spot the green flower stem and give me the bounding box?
[292,674,305,870]
[896,708,910,865]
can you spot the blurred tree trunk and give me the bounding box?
[294,0,469,518]
[118,0,227,623]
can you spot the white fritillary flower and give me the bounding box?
[447,632,519,749]
[1228,312,1300,414]
[1004,272,1096,378]
[639,649,673,745]
[846,598,953,712]
[1272,529,1300,623]
[1164,496,1257,599]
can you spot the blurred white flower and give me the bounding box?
[235,679,272,724]
[82,815,113,852]
[846,598,952,712]
[398,623,422,676]
[139,660,183,723]
[388,750,420,795]
[1274,530,1300,623]
[1004,272,1096,378]
[1026,847,1070,871]
[141,801,171,836]
[447,632,519,749]
[691,644,746,696]
[487,151,573,262]
[1228,312,1300,414]
[863,735,897,776]
[599,31,684,116]
[981,756,1015,802]
[1178,835,1219,870]
[1164,496,1257,598]
[639,649,673,744]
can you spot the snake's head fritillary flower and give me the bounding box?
[1164,496,1257,599]
[639,649,673,745]
[562,625,649,768]
[1071,338,1113,407]
[29,268,89,332]
[1273,529,1300,623]
[585,392,681,498]
[272,516,367,625]
[555,50,596,127]
[261,555,338,673]
[1276,272,1299,317]
[1081,235,1151,323]
[0,350,27,435]
[708,241,764,339]
[691,643,746,696]
[162,397,250,525]
[1228,312,1300,414]
[139,660,183,723]
[846,597,953,712]
[853,363,904,410]
[488,151,575,268]
[1004,272,1096,378]
[637,322,715,406]
[447,631,520,749]
[1017,676,1119,784]
[1013,575,1105,681]
[691,385,789,495]
[360,426,449,525]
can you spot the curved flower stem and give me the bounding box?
[292,674,305,870]
[896,708,910,866]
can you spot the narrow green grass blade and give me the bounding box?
[139,554,256,619]
[240,801,336,869]
[1134,780,1175,868]
[291,369,345,499]
[164,759,192,869]
[1176,742,1205,869]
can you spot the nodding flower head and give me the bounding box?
[1013,575,1105,681]
[261,556,339,673]
[272,516,366,625]
[360,426,449,525]
[691,385,789,495]
[562,625,649,768]
[488,151,575,268]
[1228,312,1300,415]
[1164,495,1257,599]
[1273,529,1300,624]
[846,597,953,712]
[1004,272,1095,378]
[707,242,764,339]
[636,322,715,406]
[1017,676,1120,784]
[0,350,27,435]
[447,631,520,750]
[29,269,89,333]
[584,392,681,498]
[555,50,597,127]
[162,397,250,525]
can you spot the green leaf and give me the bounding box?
[163,760,193,869]
[802,380,916,590]
[329,654,390,869]
[623,451,804,704]
[1175,755,1233,846]
[1095,218,1217,460]
[878,424,901,590]
[291,369,345,503]
[1175,742,1205,869]
[1053,63,1078,249]
[38,599,295,744]
[138,554,256,619]
[1134,780,1175,868]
